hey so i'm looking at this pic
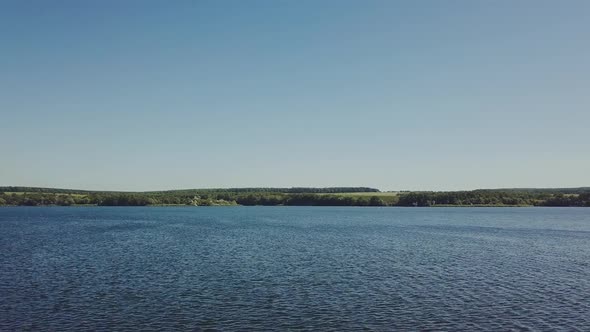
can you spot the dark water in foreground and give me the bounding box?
[1,207,589,331]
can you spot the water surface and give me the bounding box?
[1,207,589,330]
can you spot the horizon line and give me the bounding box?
[2,185,589,193]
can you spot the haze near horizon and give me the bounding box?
[1,1,589,191]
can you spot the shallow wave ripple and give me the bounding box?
[1,207,590,331]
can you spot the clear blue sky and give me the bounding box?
[1,1,588,191]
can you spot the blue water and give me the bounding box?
[1,207,589,331]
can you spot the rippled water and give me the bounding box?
[1,207,590,331]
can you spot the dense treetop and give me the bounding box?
[0,186,378,195]
[0,187,588,207]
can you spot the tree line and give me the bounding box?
[1,190,589,207]
[395,191,590,207]
[0,186,379,195]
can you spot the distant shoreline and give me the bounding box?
[1,186,589,207]
[1,205,586,209]
[0,203,586,208]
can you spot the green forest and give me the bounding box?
[1,187,589,207]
